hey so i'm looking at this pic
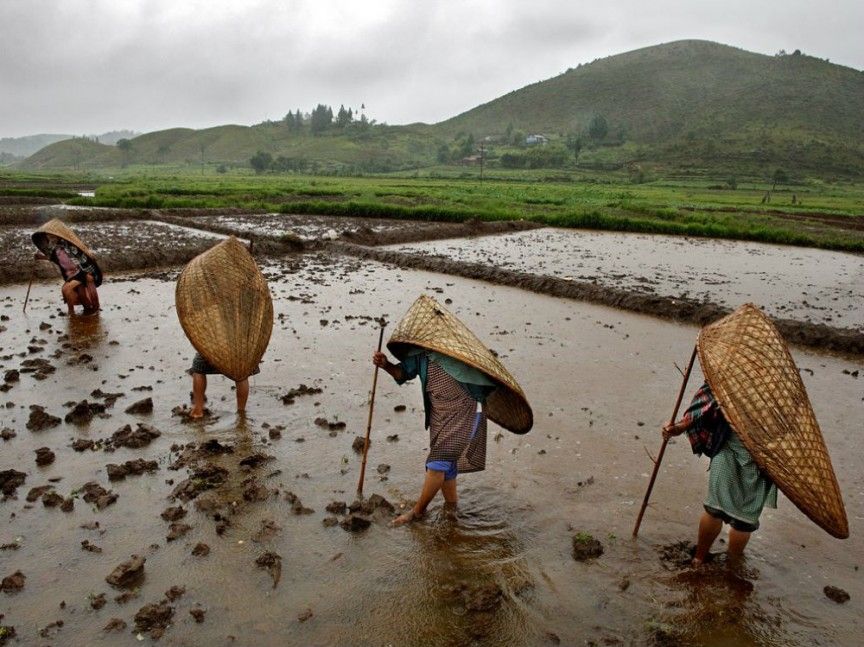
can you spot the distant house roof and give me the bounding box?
[525,134,548,145]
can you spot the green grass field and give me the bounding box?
[2,168,862,252]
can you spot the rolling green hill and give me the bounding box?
[19,40,864,177]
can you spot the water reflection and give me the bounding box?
[65,310,106,347]
[657,560,790,647]
[359,486,535,646]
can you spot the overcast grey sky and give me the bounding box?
[1,0,861,138]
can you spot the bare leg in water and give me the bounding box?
[61,280,82,314]
[392,469,450,526]
[191,373,207,419]
[726,528,751,567]
[235,378,249,414]
[692,510,723,566]
[80,274,100,313]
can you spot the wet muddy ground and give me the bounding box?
[0,221,227,284]
[1,250,862,647]
[385,229,864,331]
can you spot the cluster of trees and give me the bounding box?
[249,151,310,174]
[284,104,372,134]
[436,133,478,163]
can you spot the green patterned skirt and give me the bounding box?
[705,433,777,529]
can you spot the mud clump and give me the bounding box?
[108,422,161,449]
[19,358,55,380]
[571,533,604,561]
[340,514,372,533]
[239,452,275,469]
[284,491,313,514]
[106,555,146,588]
[64,400,106,425]
[125,397,153,415]
[166,523,192,542]
[91,389,125,407]
[134,601,175,640]
[1,571,25,593]
[34,447,56,466]
[26,485,54,502]
[824,585,850,604]
[349,494,394,516]
[103,618,126,633]
[81,540,102,553]
[190,608,206,623]
[27,405,61,431]
[0,626,16,645]
[80,481,118,509]
[281,384,323,405]
[0,470,26,497]
[243,477,273,503]
[71,438,98,452]
[4,370,19,383]
[90,593,107,610]
[161,506,187,522]
[255,551,282,588]
[171,463,229,501]
[326,501,347,514]
[106,458,159,481]
[0,428,15,441]
[164,585,186,602]
[659,541,698,569]
[352,436,368,453]
[191,543,210,557]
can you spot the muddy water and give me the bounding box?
[0,255,861,646]
[190,213,415,241]
[386,228,864,330]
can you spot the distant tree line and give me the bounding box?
[283,103,373,135]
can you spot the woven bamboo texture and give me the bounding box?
[32,218,103,286]
[175,237,273,381]
[697,303,848,538]
[388,294,533,434]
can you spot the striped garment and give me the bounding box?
[425,360,487,474]
[682,382,731,457]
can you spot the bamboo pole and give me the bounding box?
[632,345,698,538]
[22,264,36,313]
[356,321,386,497]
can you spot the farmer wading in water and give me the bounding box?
[32,220,102,315]
[374,348,496,525]
[663,382,777,566]
[377,295,533,526]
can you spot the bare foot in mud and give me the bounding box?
[391,508,423,527]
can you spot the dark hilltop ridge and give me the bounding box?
[17,40,864,176]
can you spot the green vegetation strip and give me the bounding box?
[5,171,863,253]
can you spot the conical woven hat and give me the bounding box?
[387,295,533,434]
[175,237,273,381]
[32,218,103,286]
[697,303,848,539]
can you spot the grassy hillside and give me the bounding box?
[438,40,864,175]
[21,123,442,173]
[18,40,864,177]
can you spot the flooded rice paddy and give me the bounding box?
[385,228,864,330]
[0,212,862,646]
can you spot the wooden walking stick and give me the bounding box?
[23,263,36,313]
[632,345,698,538]
[357,321,386,497]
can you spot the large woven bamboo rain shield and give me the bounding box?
[175,237,273,382]
[32,218,103,286]
[388,295,533,434]
[697,303,848,539]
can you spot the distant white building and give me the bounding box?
[525,134,548,145]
